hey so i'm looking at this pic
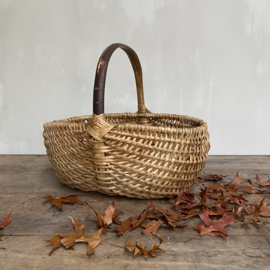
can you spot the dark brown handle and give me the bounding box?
[93,43,146,115]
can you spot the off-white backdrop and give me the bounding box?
[0,0,270,154]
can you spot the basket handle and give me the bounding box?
[93,43,147,116]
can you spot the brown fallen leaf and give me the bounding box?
[225,173,263,194]
[103,202,115,225]
[233,206,244,217]
[254,175,270,188]
[22,194,84,209]
[0,233,2,241]
[141,220,164,236]
[223,191,248,202]
[47,235,63,256]
[61,231,84,249]
[86,203,105,230]
[115,217,134,235]
[125,239,141,256]
[203,183,225,192]
[214,199,231,210]
[60,216,85,249]
[242,203,255,215]
[187,208,239,241]
[147,203,182,227]
[76,228,103,255]
[0,212,12,228]
[173,189,195,206]
[179,208,204,219]
[225,172,252,188]
[69,216,85,233]
[198,173,225,183]
[255,199,270,217]
[47,234,75,256]
[228,195,241,205]
[242,199,264,225]
[86,202,119,233]
[44,194,84,209]
[151,236,166,253]
[199,188,207,205]
[132,209,154,228]
[208,231,227,239]
[207,189,225,201]
[125,236,165,258]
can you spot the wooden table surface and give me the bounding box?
[0,155,270,270]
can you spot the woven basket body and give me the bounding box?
[43,43,210,199]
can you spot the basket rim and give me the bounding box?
[43,112,208,134]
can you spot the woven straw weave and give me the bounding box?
[43,43,210,199]
[43,113,210,199]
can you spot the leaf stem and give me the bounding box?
[185,234,199,243]
[107,247,122,259]
[21,197,44,205]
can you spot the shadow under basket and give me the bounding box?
[43,43,210,199]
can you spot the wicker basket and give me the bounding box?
[43,43,210,199]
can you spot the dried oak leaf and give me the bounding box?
[233,206,244,217]
[125,236,165,258]
[125,239,140,256]
[208,232,227,240]
[178,188,209,210]
[207,189,225,201]
[242,203,255,215]
[187,208,238,241]
[86,202,120,233]
[223,191,248,202]
[103,202,116,225]
[69,216,85,233]
[226,172,251,187]
[204,173,261,195]
[44,194,84,209]
[46,235,74,256]
[203,183,225,192]
[0,212,12,228]
[225,173,263,194]
[242,199,264,225]
[254,175,270,188]
[173,189,195,206]
[47,216,85,256]
[115,217,135,235]
[132,209,154,228]
[179,208,204,220]
[147,203,182,227]
[228,195,241,205]
[141,220,164,236]
[22,194,84,209]
[214,199,231,210]
[61,231,84,249]
[76,228,103,255]
[152,236,166,253]
[255,200,270,217]
[198,173,225,183]
[60,216,85,249]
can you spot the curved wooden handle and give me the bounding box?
[93,43,146,115]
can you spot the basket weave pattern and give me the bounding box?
[44,113,210,199]
[43,43,210,199]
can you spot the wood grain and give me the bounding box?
[0,155,270,270]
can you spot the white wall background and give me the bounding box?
[0,0,270,155]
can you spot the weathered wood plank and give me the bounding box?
[1,235,270,270]
[0,155,270,269]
